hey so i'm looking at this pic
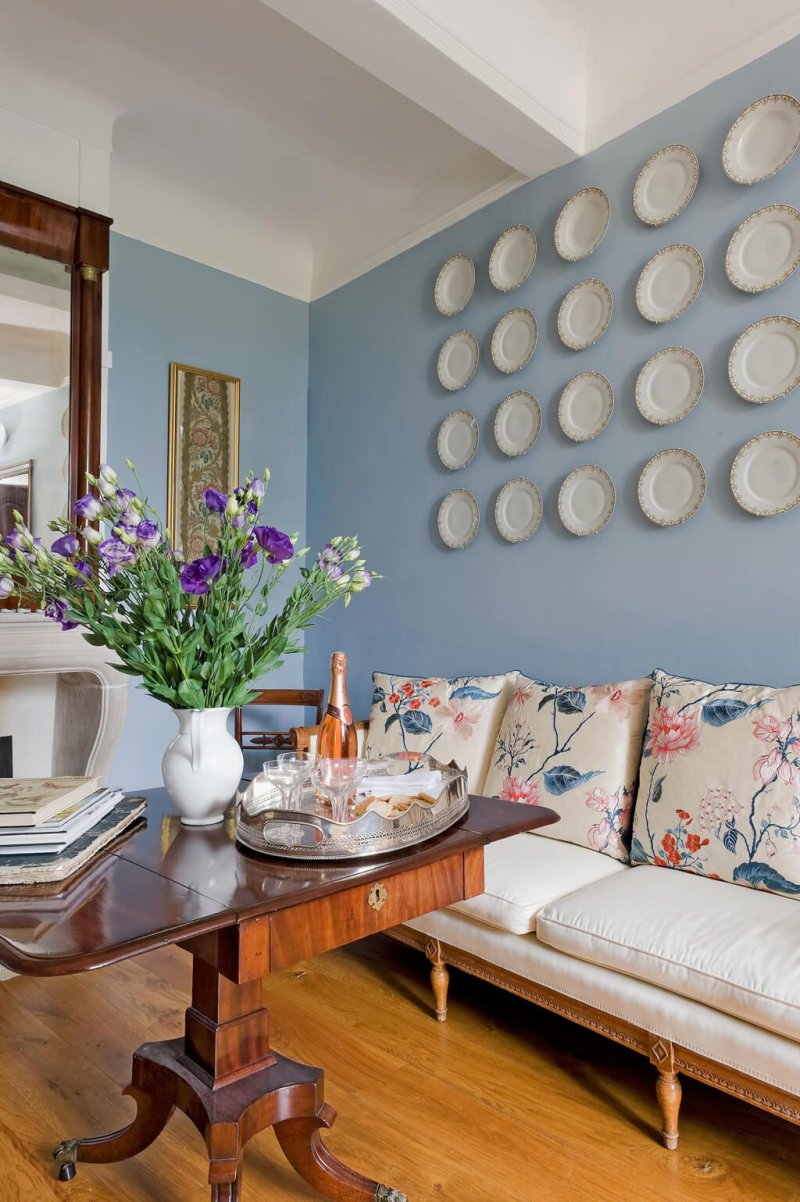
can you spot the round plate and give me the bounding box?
[635,347,704,425]
[437,488,480,549]
[558,465,616,537]
[725,205,800,293]
[488,225,537,292]
[557,279,613,350]
[730,430,800,517]
[494,478,543,543]
[728,316,800,404]
[494,391,542,457]
[633,145,699,226]
[554,188,611,261]
[638,449,706,526]
[491,308,538,374]
[636,244,704,324]
[437,409,479,471]
[434,253,475,316]
[722,94,800,185]
[558,372,614,442]
[437,329,479,391]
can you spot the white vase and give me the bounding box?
[161,706,244,826]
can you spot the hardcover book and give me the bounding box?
[0,777,100,827]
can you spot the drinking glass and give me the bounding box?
[312,757,362,824]
[276,751,315,810]
[254,762,297,811]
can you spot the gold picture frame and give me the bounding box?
[167,363,240,558]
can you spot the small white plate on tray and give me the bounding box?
[437,329,479,391]
[730,430,800,517]
[728,316,800,404]
[638,449,706,526]
[722,94,800,185]
[437,488,480,549]
[434,253,475,316]
[494,478,543,543]
[494,391,541,457]
[633,144,699,226]
[437,409,479,471]
[491,308,538,373]
[635,348,704,425]
[725,205,800,293]
[636,244,703,324]
[558,465,616,537]
[557,279,613,350]
[554,188,610,261]
[489,225,537,292]
[558,372,614,442]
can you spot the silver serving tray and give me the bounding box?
[235,759,468,860]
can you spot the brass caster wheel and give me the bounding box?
[53,1139,79,1182]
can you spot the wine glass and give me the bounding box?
[312,757,364,824]
[276,751,315,810]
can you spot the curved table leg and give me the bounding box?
[274,1103,408,1202]
[53,1086,174,1180]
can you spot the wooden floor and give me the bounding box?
[0,934,797,1202]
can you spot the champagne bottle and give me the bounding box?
[317,651,358,759]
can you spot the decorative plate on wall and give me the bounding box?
[557,279,613,350]
[488,225,537,292]
[558,372,614,442]
[494,478,543,543]
[494,391,542,457]
[722,94,800,185]
[633,144,699,226]
[730,430,800,517]
[635,347,704,425]
[437,409,479,471]
[491,308,538,374]
[725,205,800,293]
[437,488,480,549]
[638,449,706,526]
[728,316,800,403]
[554,188,611,261]
[558,465,616,537]
[635,244,704,324]
[434,254,476,316]
[437,329,480,391]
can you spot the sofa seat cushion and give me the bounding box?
[536,864,800,1043]
[449,832,629,935]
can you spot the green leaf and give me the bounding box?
[177,678,205,709]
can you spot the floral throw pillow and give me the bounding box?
[630,669,800,899]
[365,673,516,790]
[483,675,652,862]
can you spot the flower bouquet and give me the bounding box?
[0,463,376,824]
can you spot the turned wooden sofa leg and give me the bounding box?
[649,1036,681,1150]
[424,939,449,1022]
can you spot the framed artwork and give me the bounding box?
[0,459,32,534]
[167,363,240,558]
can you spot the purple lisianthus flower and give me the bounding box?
[240,538,259,569]
[74,492,103,520]
[115,487,137,505]
[254,525,294,564]
[136,519,161,549]
[98,537,136,576]
[352,569,373,591]
[317,542,344,580]
[231,512,246,529]
[5,529,26,556]
[0,576,13,599]
[203,488,227,513]
[250,477,266,499]
[179,554,222,595]
[45,598,78,631]
[51,533,80,558]
[73,559,92,586]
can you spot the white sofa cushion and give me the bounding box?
[448,832,628,935]
[536,864,800,1043]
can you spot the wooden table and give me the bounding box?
[0,789,557,1201]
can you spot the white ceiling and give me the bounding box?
[1,0,799,300]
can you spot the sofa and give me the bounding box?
[293,667,800,1151]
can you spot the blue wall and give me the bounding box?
[306,38,800,720]
[107,235,309,785]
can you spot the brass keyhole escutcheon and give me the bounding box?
[368,883,388,912]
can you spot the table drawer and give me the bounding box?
[268,852,466,970]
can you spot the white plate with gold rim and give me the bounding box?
[434,253,475,316]
[728,316,800,404]
[635,348,704,426]
[437,488,480,549]
[437,409,479,471]
[638,449,706,527]
[494,391,541,457]
[725,205,800,293]
[488,225,537,292]
[557,279,613,350]
[494,478,543,543]
[722,94,800,185]
[558,372,614,442]
[558,465,616,537]
[633,144,699,226]
[437,329,479,391]
[730,430,800,517]
[554,188,610,261]
[636,244,703,324]
[491,308,538,374]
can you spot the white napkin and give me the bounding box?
[358,770,443,797]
